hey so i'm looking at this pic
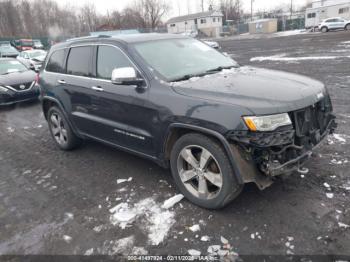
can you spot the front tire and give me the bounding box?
[47,106,81,151]
[345,24,350,31]
[170,133,243,209]
[321,27,328,33]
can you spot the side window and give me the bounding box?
[96,45,133,80]
[66,46,93,77]
[46,49,66,73]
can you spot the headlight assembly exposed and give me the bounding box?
[0,86,8,92]
[243,113,292,132]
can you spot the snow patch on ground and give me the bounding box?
[117,177,132,184]
[7,127,15,133]
[328,133,349,145]
[84,248,94,255]
[330,158,348,165]
[338,222,350,228]
[250,54,350,62]
[326,193,334,199]
[109,198,176,245]
[274,29,307,37]
[188,224,200,232]
[63,235,72,243]
[101,235,134,255]
[162,194,184,209]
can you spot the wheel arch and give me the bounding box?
[163,123,244,184]
[41,96,81,138]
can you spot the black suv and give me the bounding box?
[39,34,336,209]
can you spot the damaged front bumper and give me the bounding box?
[226,96,337,189]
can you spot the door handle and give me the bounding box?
[57,80,66,84]
[91,86,104,92]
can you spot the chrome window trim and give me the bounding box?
[43,43,149,88]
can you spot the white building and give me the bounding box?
[305,0,350,28]
[166,10,224,37]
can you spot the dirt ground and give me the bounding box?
[0,30,349,260]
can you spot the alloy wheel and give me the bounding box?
[50,112,68,146]
[177,145,223,200]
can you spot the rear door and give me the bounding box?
[61,45,99,135]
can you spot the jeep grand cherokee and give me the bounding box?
[38,34,336,209]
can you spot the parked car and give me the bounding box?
[0,42,19,58]
[11,39,33,51]
[203,40,220,49]
[33,39,44,49]
[181,30,198,38]
[38,34,336,209]
[319,17,350,32]
[17,50,47,71]
[0,58,39,105]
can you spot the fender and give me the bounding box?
[166,123,244,184]
[41,95,82,138]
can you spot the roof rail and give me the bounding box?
[66,35,111,42]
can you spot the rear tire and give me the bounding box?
[321,27,328,33]
[47,106,81,151]
[170,133,243,209]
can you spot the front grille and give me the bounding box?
[8,82,34,92]
[291,95,334,149]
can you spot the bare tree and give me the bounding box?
[133,0,170,29]
[220,0,242,23]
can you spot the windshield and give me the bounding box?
[0,60,28,75]
[28,50,46,58]
[20,40,33,46]
[133,38,238,81]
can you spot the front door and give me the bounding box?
[88,45,155,156]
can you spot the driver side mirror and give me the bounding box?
[111,67,145,86]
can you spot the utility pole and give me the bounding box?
[290,0,293,20]
[251,0,254,21]
[201,0,204,12]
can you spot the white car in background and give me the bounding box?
[17,50,47,71]
[181,30,198,38]
[203,40,220,49]
[318,17,350,32]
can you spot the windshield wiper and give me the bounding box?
[171,73,204,82]
[171,65,239,82]
[205,65,237,73]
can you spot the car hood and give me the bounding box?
[170,66,326,115]
[0,70,36,86]
[0,48,19,55]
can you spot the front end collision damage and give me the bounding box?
[226,96,337,190]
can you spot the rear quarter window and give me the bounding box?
[46,49,66,73]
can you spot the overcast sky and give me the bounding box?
[59,0,308,19]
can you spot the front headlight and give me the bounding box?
[0,86,8,92]
[243,113,292,132]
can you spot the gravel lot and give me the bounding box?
[0,31,349,259]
